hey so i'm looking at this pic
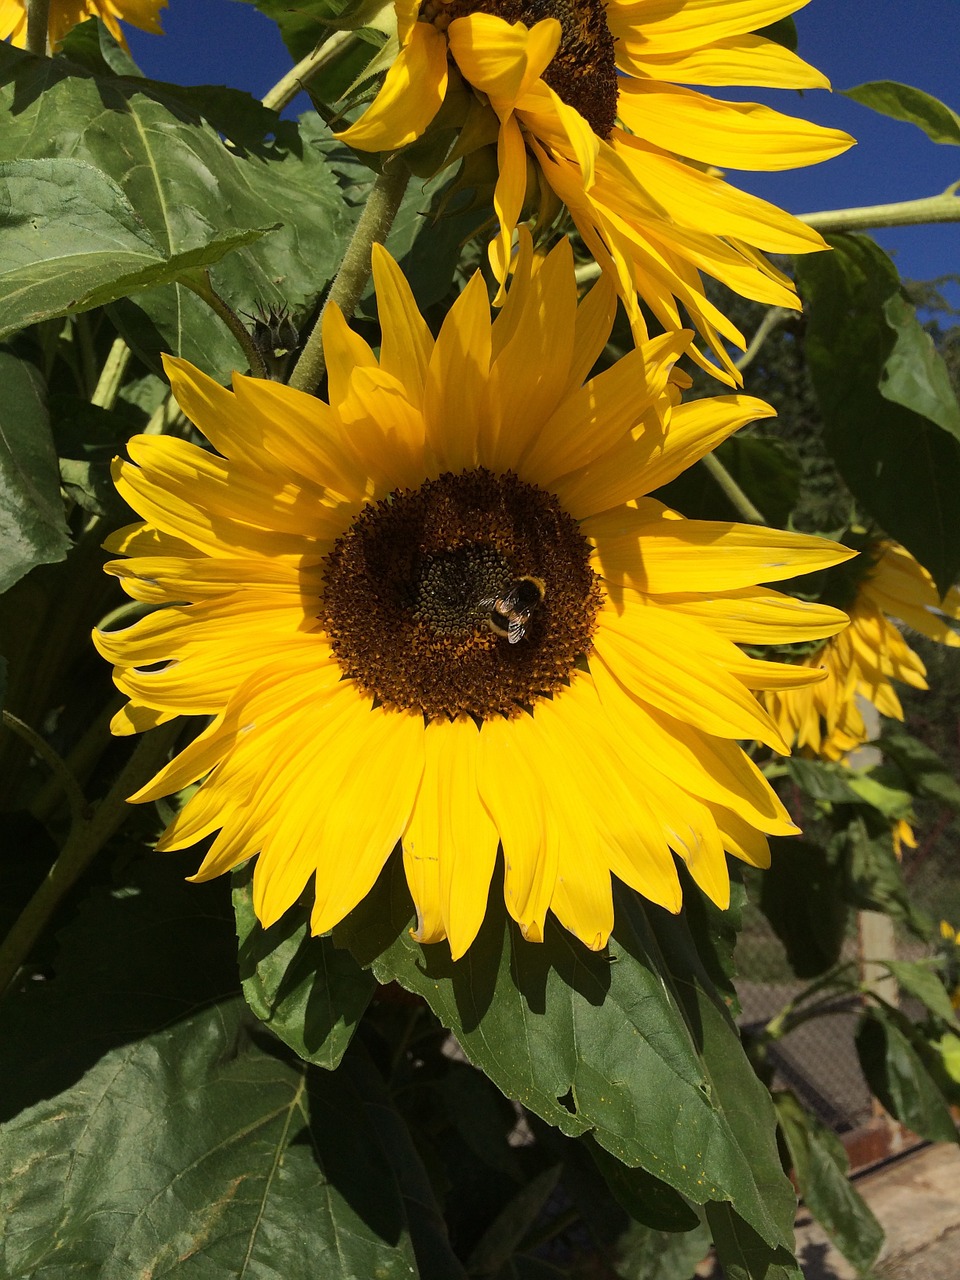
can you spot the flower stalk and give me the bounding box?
[25,0,51,55]
[287,157,410,394]
[182,271,268,379]
[798,188,960,234]
[0,722,182,998]
[262,30,359,114]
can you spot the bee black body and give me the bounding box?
[483,576,546,644]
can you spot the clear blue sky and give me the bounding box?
[127,0,960,308]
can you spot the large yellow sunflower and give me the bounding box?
[96,236,853,957]
[338,0,852,383]
[764,540,960,761]
[0,0,165,50]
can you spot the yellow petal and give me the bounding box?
[617,79,854,172]
[634,34,830,90]
[447,13,560,112]
[404,717,499,958]
[372,242,434,406]
[477,713,558,942]
[336,23,448,151]
[423,270,493,470]
[595,603,789,752]
[594,518,855,594]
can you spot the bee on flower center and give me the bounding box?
[482,576,546,644]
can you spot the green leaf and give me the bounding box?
[845,815,930,936]
[587,1138,701,1233]
[845,772,913,819]
[755,17,798,52]
[785,757,861,805]
[0,350,70,592]
[336,863,797,1251]
[705,1202,803,1280]
[0,854,459,1279]
[614,1218,713,1280]
[884,960,958,1026]
[760,837,848,978]
[796,234,960,595]
[880,292,960,442]
[880,728,960,812]
[233,862,376,1070]
[844,81,960,146]
[239,0,388,62]
[0,157,272,339]
[0,45,351,379]
[856,1006,960,1144]
[0,1000,440,1278]
[774,1090,883,1273]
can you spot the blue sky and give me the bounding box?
[127,0,960,307]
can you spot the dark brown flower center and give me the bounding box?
[320,469,602,720]
[428,0,619,139]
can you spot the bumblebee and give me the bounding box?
[482,576,546,644]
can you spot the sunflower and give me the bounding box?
[0,0,165,50]
[764,540,960,761]
[337,0,853,383]
[96,236,853,957]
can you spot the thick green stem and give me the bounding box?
[701,452,766,525]
[0,721,181,997]
[181,271,268,379]
[25,0,50,55]
[2,711,89,829]
[262,30,359,113]
[288,158,411,395]
[91,337,132,410]
[799,189,960,234]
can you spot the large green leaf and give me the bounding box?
[0,44,350,378]
[844,81,960,146]
[760,837,848,979]
[796,234,960,594]
[335,863,797,1251]
[774,1090,883,1273]
[704,1204,802,1280]
[0,999,443,1279]
[233,862,376,1070]
[613,1219,712,1280]
[856,1006,960,1144]
[0,157,271,340]
[0,853,459,1278]
[0,350,70,592]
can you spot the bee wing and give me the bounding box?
[507,617,527,644]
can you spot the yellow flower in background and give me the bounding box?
[338,0,852,383]
[891,817,916,860]
[95,237,853,958]
[0,0,165,50]
[765,541,960,761]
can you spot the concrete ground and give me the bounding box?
[795,1143,960,1279]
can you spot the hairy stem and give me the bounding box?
[181,271,268,379]
[262,30,359,113]
[288,157,410,395]
[799,188,960,234]
[2,711,89,829]
[701,453,767,525]
[26,0,51,55]
[0,722,181,997]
